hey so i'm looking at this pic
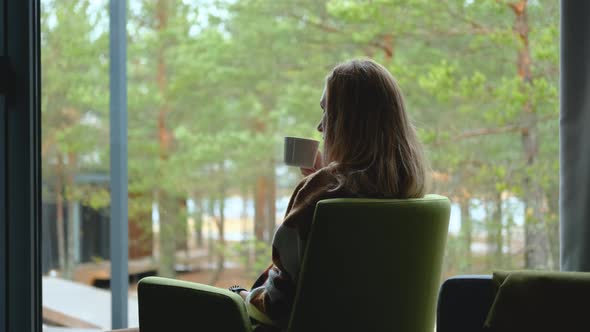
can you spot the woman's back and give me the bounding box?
[243,58,429,331]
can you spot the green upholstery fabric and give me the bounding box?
[137,277,253,332]
[137,195,450,332]
[288,195,450,332]
[484,270,590,331]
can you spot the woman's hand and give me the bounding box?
[300,151,323,176]
[239,290,250,301]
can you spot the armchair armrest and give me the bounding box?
[138,277,252,332]
[436,275,494,332]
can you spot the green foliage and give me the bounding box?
[42,0,559,277]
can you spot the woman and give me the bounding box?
[230,58,429,331]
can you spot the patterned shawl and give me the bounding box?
[245,168,355,331]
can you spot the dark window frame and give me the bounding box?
[1,0,42,331]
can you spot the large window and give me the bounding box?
[41,0,559,329]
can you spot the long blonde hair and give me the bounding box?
[323,59,429,198]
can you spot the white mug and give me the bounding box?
[284,136,320,168]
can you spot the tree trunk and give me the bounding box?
[381,33,394,63]
[509,0,549,269]
[266,168,276,244]
[158,193,177,277]
[178,198,188,257]
[505,213,515,268]
[545,189,560,269]
[487,193,504,268]
[65,152,77,279]
[194,194,203,248]
[155,0,177,277]
[55,154,66,274]
[218,186,226,272]
[459,197,472,271]
[254,176,268,242]
[209,165,227,285]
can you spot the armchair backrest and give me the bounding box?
[288,195,451,332]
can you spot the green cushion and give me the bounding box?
[288,195,450,332]
[138,276,252,332]
[484,270,590,331]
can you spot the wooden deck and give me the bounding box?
[73,249,208,287]
[43,306,102,329]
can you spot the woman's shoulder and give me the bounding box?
[292,168,349,205]
[298,167,337,189]
[280,168,349,230]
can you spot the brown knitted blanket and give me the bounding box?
[245,168,355,331]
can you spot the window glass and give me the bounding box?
[41,0,559,329]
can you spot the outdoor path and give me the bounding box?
[43,277,138,330]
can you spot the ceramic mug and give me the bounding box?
[284,136,320,168]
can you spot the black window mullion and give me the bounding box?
[3,0,41,331]
[1,0,9,329]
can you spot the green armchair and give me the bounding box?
[137,195,450,332]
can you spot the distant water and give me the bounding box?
[153,196,525,241]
